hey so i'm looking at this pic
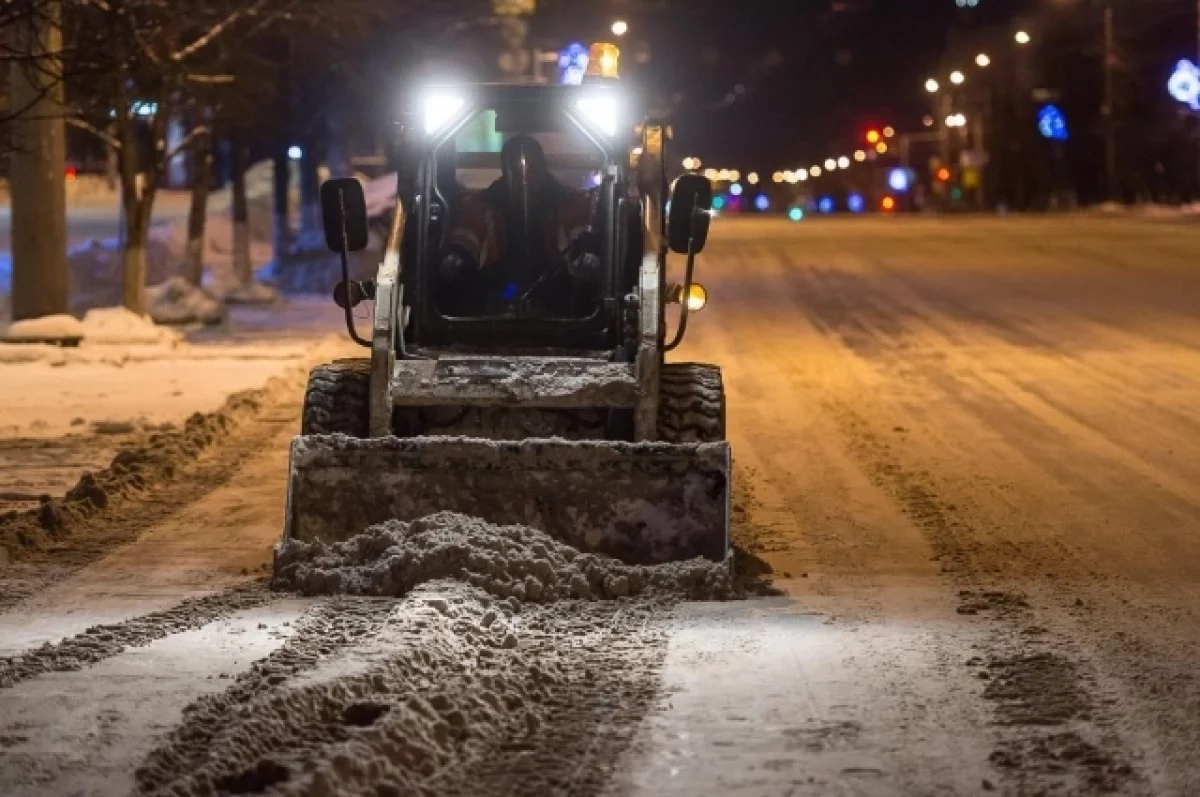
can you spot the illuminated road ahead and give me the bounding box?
[624,215,1200,796]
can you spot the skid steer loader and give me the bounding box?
[282,75,729,565]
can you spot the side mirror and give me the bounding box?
[667,173,713,255]
[320,178,369,254]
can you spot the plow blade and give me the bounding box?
[284,435,730,564]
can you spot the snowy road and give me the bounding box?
[4,216,1200,795]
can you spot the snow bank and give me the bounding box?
[145,276,225,326]
[78,306,184,346]
[273,511,736,602]
[222,281,279,305]
[1,314,84,343]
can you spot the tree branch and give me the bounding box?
[67,116,121,149]
[172,0,270,62]
[163,124,211,162]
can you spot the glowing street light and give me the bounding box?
[837,155,850,169]
[772,171,785,183]
[976,53,991,68]
[854,150,867,162]
[810,166,822,177]
[611,20,628,36]
[824,158,837,170]
[747,172,760,185]
[925,78,940,93]
[950,71,965,85]
[1015,30,1031,45]
[875,142,888,154]
[883,126,895,138]
[797,171,808,182]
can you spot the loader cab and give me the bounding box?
[401,84,636,354]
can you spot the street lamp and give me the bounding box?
[837,155,850,169]
[810,165,822,177]
[824,158,837,170]
[925,78,940,93]
[1015,30,1031,45]
[976,53,991,67]
[611,20,628,36]
[854,150,867,162]
[950,70,965,85]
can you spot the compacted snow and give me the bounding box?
[4,217,1200,796]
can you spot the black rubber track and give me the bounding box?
[301,359,370,437]
[658,363,726,443]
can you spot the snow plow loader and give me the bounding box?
[283,76,728,565]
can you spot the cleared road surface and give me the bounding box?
[3,215,1200,796]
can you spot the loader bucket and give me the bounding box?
[283,435,730,564]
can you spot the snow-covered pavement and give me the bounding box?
[4,216,1200,795]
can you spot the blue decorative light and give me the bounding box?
[1037,104,1069,141]
[558,42,590,86]
[847,193,865,213]
[712,195,727,210]
[1169,59,1200,111]
[729,182,744,196]
[754,194,770,211]
[887,168,911,193]
[818,196,835,214]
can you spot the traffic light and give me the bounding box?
[866,129,881,145]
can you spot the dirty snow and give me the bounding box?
[136,583,667,797]
[145,277,225,326]
[273,511,736,602]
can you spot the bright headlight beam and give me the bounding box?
[423,93,465,135]
[576,95,620,137]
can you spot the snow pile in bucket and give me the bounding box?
[146,276,226,326]
[273,511,736,601]
[79,306,184,345]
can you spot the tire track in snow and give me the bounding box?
[0,582,273,689]
[829,401,1142,795]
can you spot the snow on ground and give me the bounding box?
[6,216,1200,795]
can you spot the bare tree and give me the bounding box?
[63,0,289,313]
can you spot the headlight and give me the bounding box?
[576,95,620,137]
[423,92,465,136]
[685,283,708,312]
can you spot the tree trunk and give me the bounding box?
[299,140,321,236]
[272,148,292,260]
[230,135,252,287]
[118,121,157,314]
[9,2,68,322]
[184,132,212,286]
[326,109,352,179]
[121,201,150,313]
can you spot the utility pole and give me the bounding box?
[1102,0,1118,202]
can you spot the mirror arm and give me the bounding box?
[338,188,372,348]
[664,199,702,352]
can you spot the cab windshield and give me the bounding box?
[430,103,608,321]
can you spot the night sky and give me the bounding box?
[533,0,1200,193]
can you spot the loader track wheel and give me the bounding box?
[302,359,370,437]
[658,363,726,443]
